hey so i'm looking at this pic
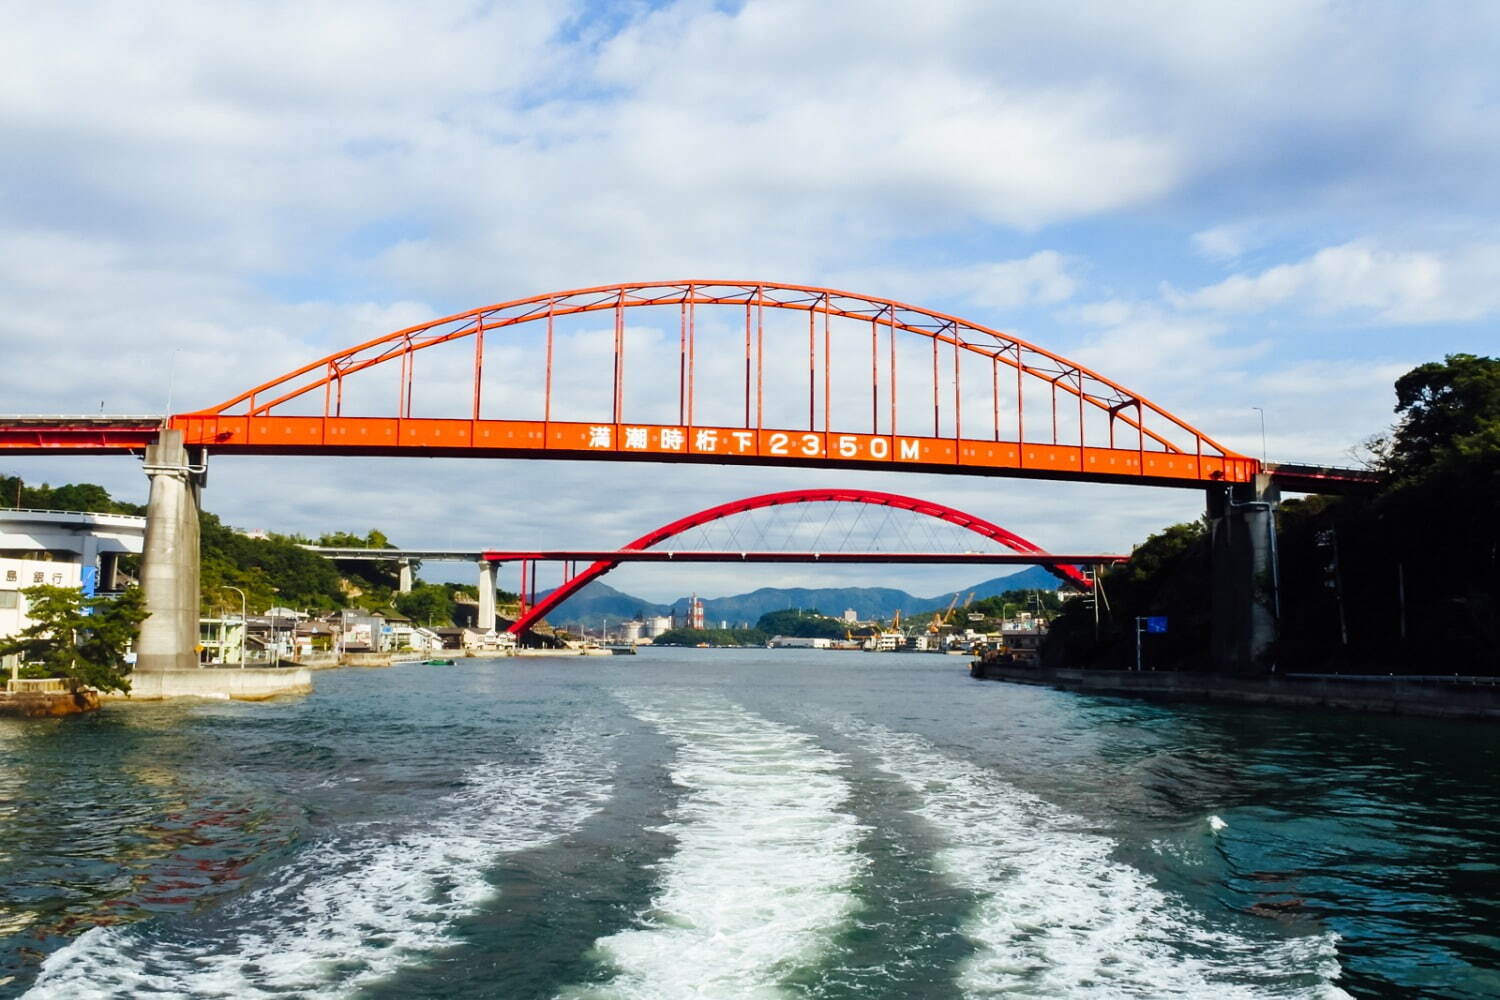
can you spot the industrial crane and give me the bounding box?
[928,592,961,634]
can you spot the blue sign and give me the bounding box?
[81,567,98,597]
[1144,616,1168,634]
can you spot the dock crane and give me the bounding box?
[928,592,961,634]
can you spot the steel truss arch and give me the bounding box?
[175,280,1258,487]
[500,488,1091,636]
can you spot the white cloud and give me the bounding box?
[4,0,1500,586]
[833,251,1081,313]
[1172,241,1500,323]
[1190,223,1273,264]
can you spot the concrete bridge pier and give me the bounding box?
[135,429,203,672]
[397,559,413,593]
[477,561,496,631]
[1208,473,1281,673]
[100,551,120,591]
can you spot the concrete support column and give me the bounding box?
[80,534,100,595]
[100,551,120,591]
[136,430,202,672]
[1208,473,1281,673]
[397,559,413,594]
[477,561,496,631]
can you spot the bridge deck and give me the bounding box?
[0,416,1382,494]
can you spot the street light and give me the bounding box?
[223,586,247,668]
[1251,406,1267,465]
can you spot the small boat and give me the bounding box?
[424,658,457,666]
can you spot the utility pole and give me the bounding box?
[1090,566,1100,638]
[1315,529,1349,646]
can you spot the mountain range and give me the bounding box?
[544,565,1067,628]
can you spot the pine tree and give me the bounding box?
[0,586,148,694]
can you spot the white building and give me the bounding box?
[767,636,833,648]
[1,510,146,650]
[1,556,83,642]
[842,608,858,623]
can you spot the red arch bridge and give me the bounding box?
[0,280,1379,671]
[308,489,1128,636]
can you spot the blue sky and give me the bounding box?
[2,1,1497,601]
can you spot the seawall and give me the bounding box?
[970,664,1500,722]
[123,668,313,701]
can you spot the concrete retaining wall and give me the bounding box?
[972,664,1500,721]
[123,668,312,701]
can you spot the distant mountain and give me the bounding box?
[534,580,668,625]
[947,565,1065,604]
[543,564,1074,628]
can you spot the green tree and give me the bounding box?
[0,585,148,694]
[199,511,347,613]
[968,589,1064,621]
[316,529,394,550]
[1042,522,1209,670]
[1375,353,1500,669]
[394,583,455,626]
[0,475,145,515]
[755,609,846,639]
[1386,353,1500,480]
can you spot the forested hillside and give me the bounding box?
[1043,354,1500,674]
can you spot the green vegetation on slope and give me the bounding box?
[1043,353,1500,674]
[755,608,847,639]
[0,476,144,516]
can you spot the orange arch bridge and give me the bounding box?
[153,280,1257,488]
[496,488,1100,635]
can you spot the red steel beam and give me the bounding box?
[505,487,1096,634]
[482,550,1127,564]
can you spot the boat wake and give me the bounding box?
[23,723,615,999]
[562,692,864,999]
[825,716,1352,999]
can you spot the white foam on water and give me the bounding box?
[829,719,1352,1000]
[564,693,864,1000]
[24,723,615,999]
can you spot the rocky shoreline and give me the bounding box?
[0,690,101,717]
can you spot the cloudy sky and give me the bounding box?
[3,1,1497,602]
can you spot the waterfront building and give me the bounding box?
[1,556,83,646]
[1,510,145,651]
[1000,616,1047,666]
[198,617,246,665]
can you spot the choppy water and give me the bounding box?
[2,649,1497,998]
